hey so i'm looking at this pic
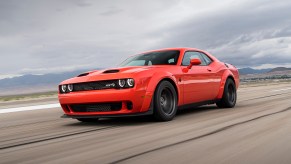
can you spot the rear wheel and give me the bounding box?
[76,118,99,122]
[153,81,178,121]
[216,78,237,108]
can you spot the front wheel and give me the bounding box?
[216,78,237,108]
[153,81,178,121]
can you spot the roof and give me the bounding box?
[141,47,202,53]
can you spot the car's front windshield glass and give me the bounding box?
[119,50,180,67]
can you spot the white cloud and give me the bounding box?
[0,0,291,77]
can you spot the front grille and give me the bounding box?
[73,80,118,92]
[70,102,122,112]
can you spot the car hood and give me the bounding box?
[60,66,165,84]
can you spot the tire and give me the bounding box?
[76,118,99,122]
[153,81,178,121]
[216,78,237,108]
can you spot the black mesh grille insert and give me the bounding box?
[70,102,122,112]
[73,80,118,92]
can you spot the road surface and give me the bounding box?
[1,83,291,164]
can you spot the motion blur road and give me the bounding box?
[1,83,291,164]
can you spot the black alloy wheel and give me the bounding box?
[153,81,178,121]
[216,78,237,108]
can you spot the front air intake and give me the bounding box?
[70,102,122,112]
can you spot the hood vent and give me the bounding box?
[77,72,89,77]
[103,69,119,73]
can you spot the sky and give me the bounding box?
[1,0,291,78]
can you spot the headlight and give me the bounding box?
[118,79,126,88]
[61,85,67,93]
[68,84,73,92]
[127,79,134,87]
[118,79,134,88]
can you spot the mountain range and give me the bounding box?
[0,69,93,96]
[238,68,271,75]
[238,67,291,75]
[0,67,290,96]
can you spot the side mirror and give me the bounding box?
[187,58,201,69]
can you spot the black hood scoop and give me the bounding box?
[103,69,119,73]
[77,72,90,77]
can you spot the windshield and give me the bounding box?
[119,50,180,67]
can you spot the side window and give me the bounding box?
[182,51,206,66]
[200,52,212,65]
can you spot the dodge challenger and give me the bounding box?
[58,47,239,122]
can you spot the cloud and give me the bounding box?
[0,0,291,77]
[148,0,291,67]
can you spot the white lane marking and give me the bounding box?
[0,103,60,114]
[270,87,291,92]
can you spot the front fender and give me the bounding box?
[146,71,178,92]
[139,71,179,112]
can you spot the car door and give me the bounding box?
[181,51,215,104]
[199,52,221,99]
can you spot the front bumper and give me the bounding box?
[58,88,153,118]
[61,108,153,119]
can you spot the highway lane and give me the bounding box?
[0,82,291,163]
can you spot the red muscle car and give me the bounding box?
[58,47,239,122]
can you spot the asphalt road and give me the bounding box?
[1,83,291,164]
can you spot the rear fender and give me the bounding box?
[216,70,234,99]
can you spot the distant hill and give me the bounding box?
[0,69,100,96]
[268,67,291,73]
[238,67,271,75]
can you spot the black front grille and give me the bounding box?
[73,80,118,92]
[70,102,122,112]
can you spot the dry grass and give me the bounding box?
[0,91,58,102]
[239,79,291,88]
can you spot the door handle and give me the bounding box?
[207,68,212,72]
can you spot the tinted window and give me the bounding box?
[200,52,212,65]
[182,51,206,66]
[124,60,145,66]
[119,50,180,66]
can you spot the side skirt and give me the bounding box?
[178,99,219,110]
